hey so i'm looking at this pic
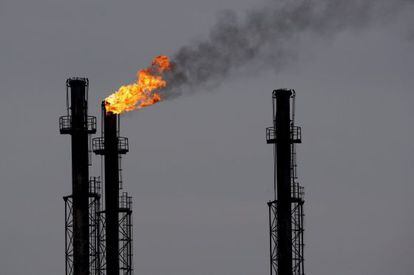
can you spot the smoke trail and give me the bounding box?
[162,0,413,98]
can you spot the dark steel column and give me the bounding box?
[275,90,293,275]
[104,106,120,275]
[70,79,90,275]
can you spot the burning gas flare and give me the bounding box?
[105,55,172,114]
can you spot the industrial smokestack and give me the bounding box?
[59,78,96,275]
[104,105,121,275]
[275,90,293,275]
[93,103,130,274]
[266,89,304,275]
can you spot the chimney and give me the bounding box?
[93,103,131,274]
[266,89,304,275]
[59,78,97,275]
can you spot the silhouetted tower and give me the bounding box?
[93,103,133,275]
[266,89,304,275]
[59,78,98,275]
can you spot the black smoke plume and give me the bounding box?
[161,0,413,99]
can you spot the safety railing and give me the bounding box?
[119,192,132,210]
[266,125,301,143]
[92,137,129,155]
[89,177,101,195]
[59,115,97,134]
[291,182,304,201]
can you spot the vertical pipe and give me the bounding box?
[268,204,273,275]
[129,211,133,273]
[103,103,120,275]
[272,98,277,201]
[300,205,305,274]
[275,90,293,275]
[65,198,68,275]
[70,79,90,275]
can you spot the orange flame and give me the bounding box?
[105,55,172,114]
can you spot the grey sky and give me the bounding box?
[0,0,413,274]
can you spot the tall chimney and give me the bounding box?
[60,78,96,275]
[266,89,304,275]
[275,90,293,275]
[92,102,131,274]
[104,105,121,275]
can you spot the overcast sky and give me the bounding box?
[0,0,413,274]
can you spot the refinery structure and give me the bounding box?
[266,89,305,275]
[60,78,133,275]
[59,78,304,275]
